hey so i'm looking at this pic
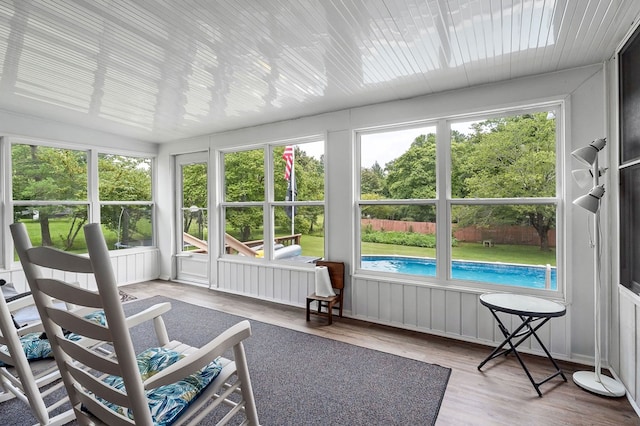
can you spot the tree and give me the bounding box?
[224,149,265,241]
[180,162,207,239]
[98,155,152,246]
[218,146,326,242]
[384,133,437,222]
[360,194,397,220]
[272,146,325,234]
[450,129,473,198]
[361,161,386,196]
[385,134,437,199]
[12,144,87,249]
[456,113,556,250]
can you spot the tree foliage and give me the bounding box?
[360,112,557,251]
[12,112,557,252]
[385,134,437,200]
[457,113,555,198]
[224,149,265,241]
[223,146,326,240]
[12,144,87,248]
[181,162,207,237]
[12,146,152,250]
[454,113,556,250]
[98,155,152,246]
[361,161,387,196]
[387,134,437,222]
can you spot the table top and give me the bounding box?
[480,293,566,317]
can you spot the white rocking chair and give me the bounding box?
[1,273,184,425]
[0,290,76,426]
[11,222,260,426]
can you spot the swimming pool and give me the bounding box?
[361,255,557,290]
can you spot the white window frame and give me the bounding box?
[219,135,326,262]
[4,136,156,266]
[354,102,565,297]
[97,151,156,250]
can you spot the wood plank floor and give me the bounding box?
[122,280,639,425]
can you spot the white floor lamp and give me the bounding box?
[571,138,625,397]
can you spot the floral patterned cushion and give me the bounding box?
[0,331,55,364]
[99,347,223,426]
[0,310,107,367]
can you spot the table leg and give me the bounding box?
[478,310,532,369]
[501,317,545,397]
[511,315,567,384]
[528,321,568,384]
[478,309,565,397]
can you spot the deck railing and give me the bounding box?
[225,233,301,254]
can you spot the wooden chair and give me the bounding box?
[0,279,175,425]
[0,290,76,425]
[306,261,345,325]
[11,222,260,426]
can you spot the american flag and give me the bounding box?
[283,145,293,180]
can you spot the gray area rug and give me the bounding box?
[1,296,451,425]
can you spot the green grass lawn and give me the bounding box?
[23,219,554,267]
[19,220,122,254]
[452,242,555,266]
[299,234,325,257]
[303,235,555,266]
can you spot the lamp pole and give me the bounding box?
[572,155,625,397]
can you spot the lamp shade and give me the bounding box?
[571,138,606,166]
[573,184,605,213]
[571,167,607,189]
[571,169,593,188]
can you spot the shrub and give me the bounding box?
[361,230,458,248]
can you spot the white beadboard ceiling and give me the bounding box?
[0,0,638,143]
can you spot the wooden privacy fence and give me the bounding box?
[361,219,556,247]
[362,219,436,234]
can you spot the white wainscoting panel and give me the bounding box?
[176,255,208,284]
[618,287,639,404]
[351,277,571,359]
[217,261,315,306]
[431,289,447,332]
[3,249,159,293]
[637,311,640,406]
[461,292,479,338]
[216,261,572,360]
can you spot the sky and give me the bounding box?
[360,122,475,168]
[294,121,477,169]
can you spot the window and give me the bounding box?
[11,140,155,254]
[358,125,438,275]
[620,164,640,295]
[221,138,325,260]
[272,141,325,260]
[619,24,640,295]
[222,148,265,256]
[620,24,640,165]
[356,107,560,292]
[179,159,208,253]
[98,154,153,249]
[12,143,89,252]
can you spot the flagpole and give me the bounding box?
[291,148,295,236]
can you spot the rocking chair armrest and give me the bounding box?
[124,302,172,328]
[144,320,252,390]
[125,302,172,346]
[6,293,36,311]
[15,322,44,335]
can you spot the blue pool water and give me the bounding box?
[362,256,557,290]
